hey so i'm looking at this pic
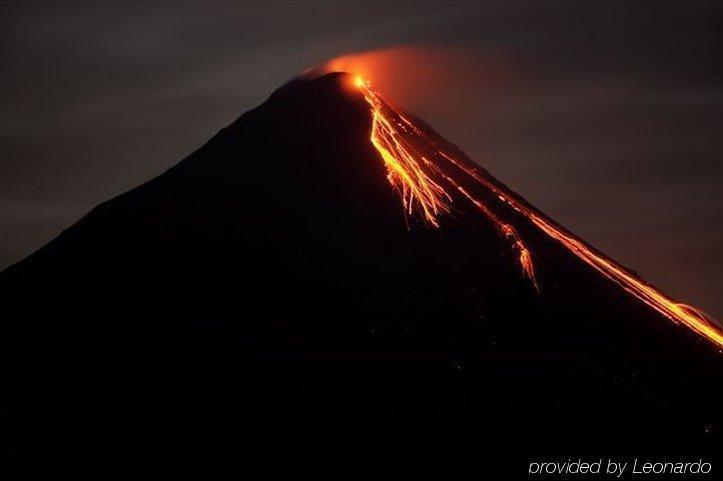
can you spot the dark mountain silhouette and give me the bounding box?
[1,72,720,476]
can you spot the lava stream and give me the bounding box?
[354,76,723,348]
[358,77,538,290]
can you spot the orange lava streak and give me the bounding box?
[358,78,538,289]
[443,173,539,292]
[436,151,723,348]
[361,80,451,227]
[354,75,722,347]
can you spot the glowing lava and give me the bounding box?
[352,75,722,348]
[357,77,538,290]
[362,82,451,228]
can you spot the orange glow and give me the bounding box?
[321,47,507,115]
[324,47,446,96]
[345,72,722,348]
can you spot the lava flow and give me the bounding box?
[352,75,722,348]
[357,75,539,291]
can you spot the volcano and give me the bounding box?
[1,72,721,476]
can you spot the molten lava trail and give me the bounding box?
[355,77,723,348]
[358,77,538,290]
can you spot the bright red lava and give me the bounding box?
[349,74,722,349]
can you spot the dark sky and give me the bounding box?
[1,1,721,316]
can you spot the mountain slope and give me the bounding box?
[1,72,720,475]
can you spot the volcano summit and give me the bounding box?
[1,72,720,475]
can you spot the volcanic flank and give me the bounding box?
[0,72,720,475]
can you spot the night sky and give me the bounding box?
[1,1,721,317]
